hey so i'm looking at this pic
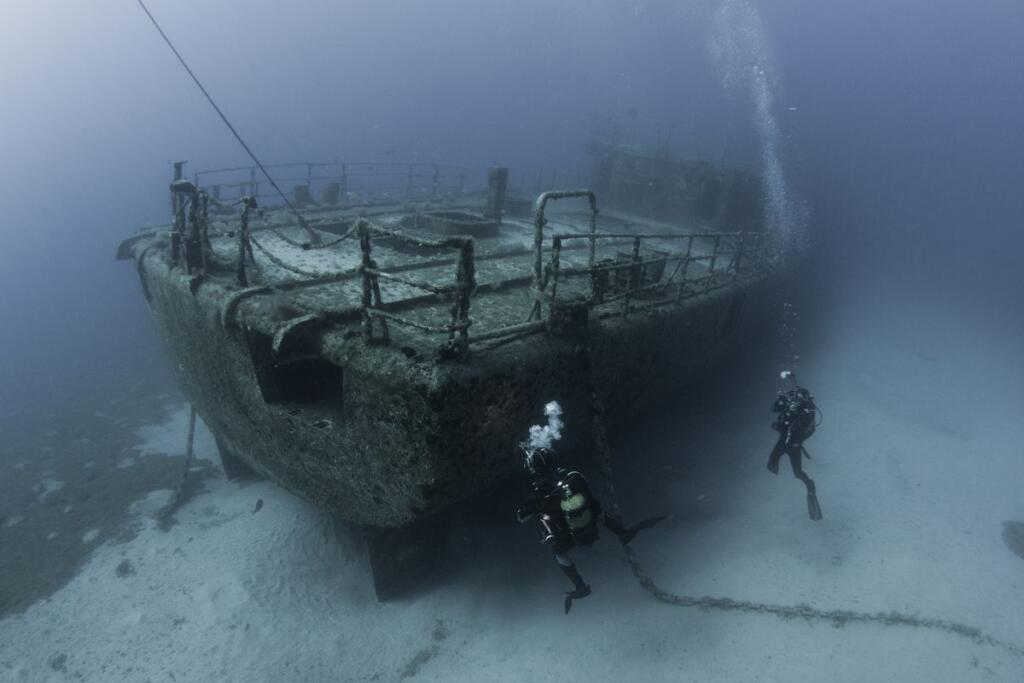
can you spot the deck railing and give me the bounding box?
[356,220,475,356]
[193,161,473,207]
[165,172,772,357]
[541,229,767,319]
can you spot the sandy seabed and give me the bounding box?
[2,300,1023,682]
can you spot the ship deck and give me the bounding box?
[140,195,771,357]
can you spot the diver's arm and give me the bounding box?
[516,491,543,522]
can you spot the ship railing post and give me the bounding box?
[623,235,641,318]
[371,269,389,344]
[588,193,599,268]
[529,195,547,321]
[236,197,253,286]
[676,234,694,302]
[550,236,562,307]
[199,192,210,274]
[450,239,475,352]
[170,160,186,238]
[731,233,745,280]
[530,190,598,321]
[339,164,348,207]
[354,220,389,343]
[705,235,721,293]
[185,190,202,275]
[358,220,374,341]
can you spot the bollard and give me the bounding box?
[294,184,313,207]
[171,160,186,224]
[321,182,341,205]
[237,197,256,286]
[484,167,509,224]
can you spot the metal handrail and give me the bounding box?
[355,220,475,354]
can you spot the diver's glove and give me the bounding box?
[515,507,533,523]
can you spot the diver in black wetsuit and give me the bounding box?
[767,370,823,520]
[516,447,660,613]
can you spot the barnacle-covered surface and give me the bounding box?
[120,192,775,530]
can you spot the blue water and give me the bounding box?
[2,1,1023,680]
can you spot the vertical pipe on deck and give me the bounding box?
[358,221,374,341]
[550,236,562,306]
[199,192,210,273]
[531,199,546,320]
[452,239,475,351]
[706,235,721,293]
[340,164,348,207]
[623,235,642,317]
[236,198,253,286]
[677,235,694,302]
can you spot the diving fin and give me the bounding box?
[564,585,592,614]
[807,492,823,521]
[559,563,591,613]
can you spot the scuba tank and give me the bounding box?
[558,473,593,532]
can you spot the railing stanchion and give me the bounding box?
[705,235,721,293]
[236,196,256,286]
[623,235,642,317]
[450,239,475,352]
[358,221,374,341]
[550,236,562,308]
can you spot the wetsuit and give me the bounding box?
[517,467,637,611]
[767,389,818,498]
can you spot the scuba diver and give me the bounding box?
[767,370,823,521]
[516,445,663,614]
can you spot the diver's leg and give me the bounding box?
[604,514,665,545]
[554,551,591,613]
[603,515,634,544]
[767,437,786,474]
[787,446,814,493]
[789,446,822,521]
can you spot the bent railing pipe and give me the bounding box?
[530,189,599,321]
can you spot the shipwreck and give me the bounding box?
[117,149,776,598]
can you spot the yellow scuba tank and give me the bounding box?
[559,478,592,531]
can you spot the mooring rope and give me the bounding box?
[134,0,320,246]
[248,234,330,279]
[158,405,197,521]
[577,343,1024,658]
